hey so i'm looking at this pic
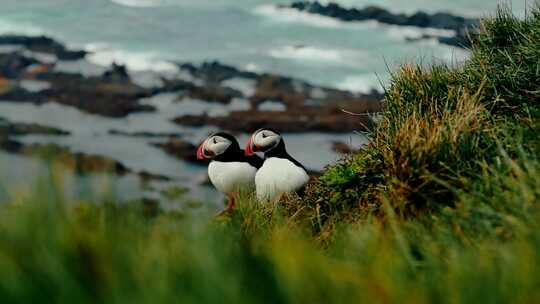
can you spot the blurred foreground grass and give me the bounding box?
[0,154,538,303]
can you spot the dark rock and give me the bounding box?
[38,71,156,117]
[0,37,156,118]
[183,84,242,103]
[0,118,70,137]
[108,129,183,138]
[160,76,243,103]
[285,2,479,48]
[178,61,258,83]
[0,35,87,60]
[0,35,383,125]
[0,140,131,176]
[139,171,172,182]
[173,108,377,133]
[170,61,383,133]
[287,2,478,31]
[152,139,201,164]
[102,63,130,83]
[0,52,38,78]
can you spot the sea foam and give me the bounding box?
[84,43,178,73]
[109,0,164,8]
[268,45,367,65]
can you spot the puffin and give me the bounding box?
[245,128,309,203]
[197,132,263,213]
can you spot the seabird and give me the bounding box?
[197,132,263,213]
[245,128,309,203]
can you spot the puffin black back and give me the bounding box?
[264,138,306,171]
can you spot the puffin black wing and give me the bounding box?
[245,154,264,169]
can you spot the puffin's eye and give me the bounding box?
[262,133,268,139]
[213,137,217,144]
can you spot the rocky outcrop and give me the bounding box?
[172,61,383,133]
[0,35,383,130]
[0,138,173,182]
[284,2,479,48]
[0,52,39,78]
[152,139,200,164]
[0,118,69,137]
[178,62,258,84]
[35,71,156,117]
[0,64,157,117]
[108,129,182,138]
[0,35,87,60]
[174,108,376,133]
[287,2,478,30]
[0,140,130,175]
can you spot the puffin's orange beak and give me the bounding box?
[196,139,213,160]
[245,134,264,156]
[245,135,258,156]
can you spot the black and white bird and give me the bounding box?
[245,128,309,203]
[197,132,263,213]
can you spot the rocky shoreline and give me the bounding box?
[0,117,172,181]
[0,35,382,129]
[0,117,69,137]
[283,1,479,48]
[171,62,382,132]
[0,34,380,188]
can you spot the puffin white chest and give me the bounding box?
[255,157,309,202]
[208,161,257,194]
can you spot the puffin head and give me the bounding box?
[245,128,282,156]
[196,132,238,160]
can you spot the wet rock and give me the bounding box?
[37,71,156,117]
[285,2,479,48]
[0,37,156,117]
[0,136,176,184]
[139,170,173,182]
[183,84,242,104]
[173,107,377,133]
[102,63,130,83]
[287,2,478,30]
[0,77,12,94]
[0,35,383,124]
[0,52,38,78]
[179,61,258,84]
[0,118,70,137]
[152,139,201,164]
[0,70,156,117]
[108,129,183,138]
[0,35,87,60]
[0,140,131,176]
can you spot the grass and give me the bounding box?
[0,5,539,304]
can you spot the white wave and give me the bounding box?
[222,77,257,97]
[254,4,345,29]
[255,4,459,48]
[268,45,367,65]
[336,74,385,94]
[258,101,286,112]
[85,43,178,73]
[244,63,262,72]
[109,0,164,8]
[385,25,455,41]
